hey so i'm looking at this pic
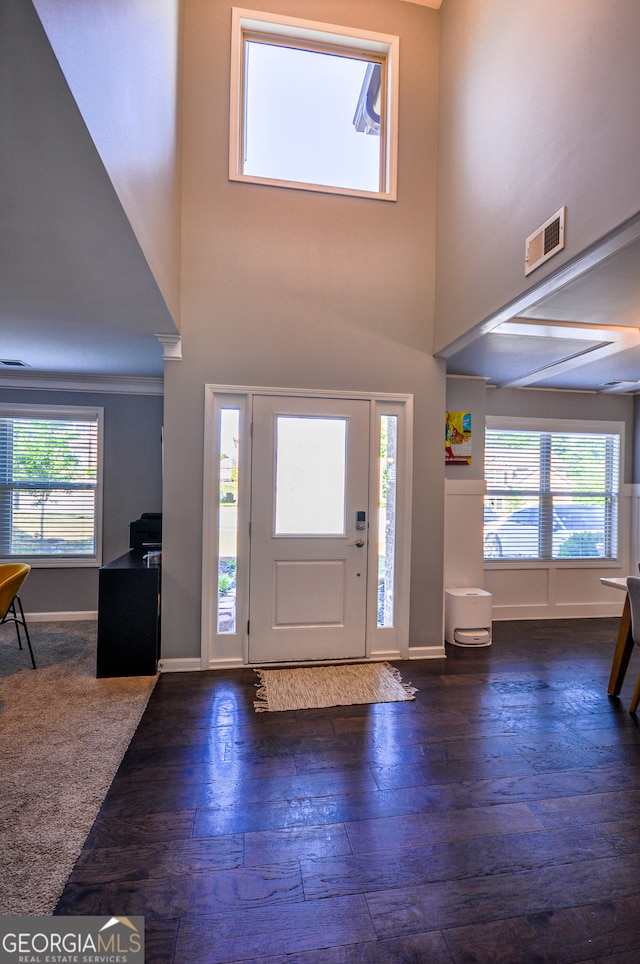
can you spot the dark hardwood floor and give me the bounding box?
[55,619,640,962]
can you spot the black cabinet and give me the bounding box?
[96,550,160,677]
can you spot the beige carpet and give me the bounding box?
[254,661,417,712]
[0,620,156,915]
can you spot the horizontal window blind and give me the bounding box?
[0,411,100,561]
[484,428,620,561]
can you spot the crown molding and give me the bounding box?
[0,370,164,396]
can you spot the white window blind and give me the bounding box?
[0,406,102,563]
[484,422,620,561]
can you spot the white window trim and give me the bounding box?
[486,416,625,437]
[0,403,103,568]
[229,8,399,201]
[484,415,624,569]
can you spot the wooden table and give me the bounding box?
[601,577,634,696]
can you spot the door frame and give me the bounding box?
[201,384,413,670]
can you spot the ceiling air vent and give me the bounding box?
[600,379,640,393]
[0,359,29,368]
[525,206,566,276]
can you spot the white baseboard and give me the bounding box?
[202,657,247,671]
[492,603,623,620]
[408,645,447,659]
[369,649,402,662]
[158,657,203,673]
[161,652,449,672]
[26,611,98,622]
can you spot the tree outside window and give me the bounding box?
[0,408,101,562]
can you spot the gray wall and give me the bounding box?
[435,0,640,352]
[32,0,183,324]
[0,387,163,614]
[446,379,635,484]
[445,377,487,483]
[160,0,444,659]
[487,387,635,483]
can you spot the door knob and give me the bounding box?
[350,538,365,548]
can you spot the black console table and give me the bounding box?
[96,550,160,677]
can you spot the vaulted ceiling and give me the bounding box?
[2,0,640,393]
[0,0,176,381]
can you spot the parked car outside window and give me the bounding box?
[483,504,607,559]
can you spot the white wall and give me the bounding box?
[160,0,444,660]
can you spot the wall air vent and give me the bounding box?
[525,206,566,276]
[0,359,29,368]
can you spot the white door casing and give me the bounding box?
[201,386,413,669]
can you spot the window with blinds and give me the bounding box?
[484,419,621,561]
[0,406,102,564]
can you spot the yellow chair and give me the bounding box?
[0,563,36,669]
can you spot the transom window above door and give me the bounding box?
[229,9,399,200]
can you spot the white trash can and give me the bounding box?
[445,588,492,647]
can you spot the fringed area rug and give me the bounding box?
[254,662,417,712]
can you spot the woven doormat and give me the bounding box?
[253,662,417,712]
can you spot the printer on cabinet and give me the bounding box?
[129,513,162,550]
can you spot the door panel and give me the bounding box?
[249,395,370,663]
[274,560,345,626]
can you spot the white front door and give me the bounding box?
[248,394,370,663]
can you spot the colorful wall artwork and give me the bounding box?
[445,411,472,465]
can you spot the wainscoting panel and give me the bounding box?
[484,485,632,621]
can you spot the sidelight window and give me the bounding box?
[217,408,240,634]
[378,414,397,627]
